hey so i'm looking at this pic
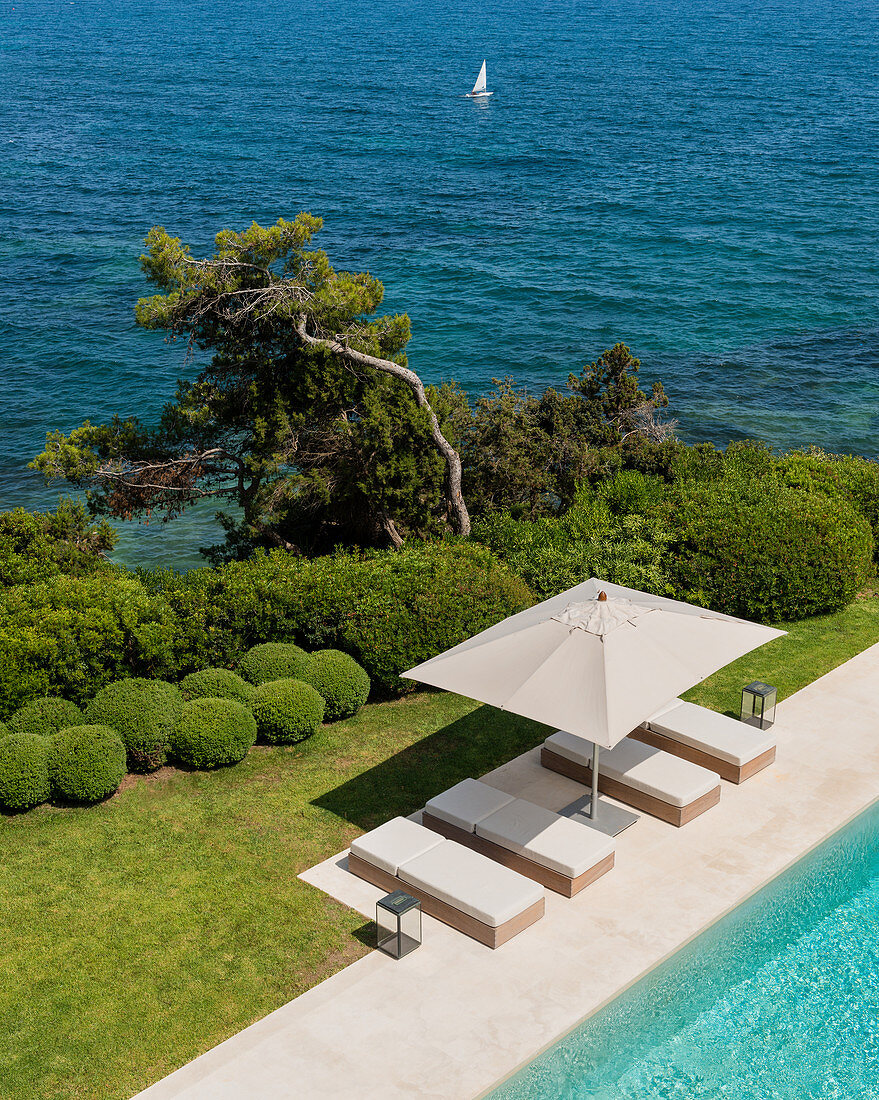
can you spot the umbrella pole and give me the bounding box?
[589,743,600,819]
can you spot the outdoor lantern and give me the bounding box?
[376,890,422,959]
[740,681,777,730]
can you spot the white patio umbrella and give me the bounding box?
[403,578,785,828]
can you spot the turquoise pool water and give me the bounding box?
[489,802,879,1099]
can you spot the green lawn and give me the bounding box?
[3,594,879,1100]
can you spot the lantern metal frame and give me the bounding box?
[740,680,777,730]
[376,890,422,959]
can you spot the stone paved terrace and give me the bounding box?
[135,642,879,1100]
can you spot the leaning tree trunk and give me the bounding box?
[295,316,471,537]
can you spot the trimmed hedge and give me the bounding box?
[48,725,126,804]
[664,483,873,620]
[0,733,51,811]
[239,643,309,686]
[8,696,83,739]
[169,698,257,769]
[180,667,253,704]
[299,650,370,721]
[0,721,9,741]
[250,679,325,744]
[145,542,534,696]
[85,678,183,772]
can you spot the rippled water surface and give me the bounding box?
[489,802,879,1099]
[3,0,879,564]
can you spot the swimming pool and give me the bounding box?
[488,801,879,1099]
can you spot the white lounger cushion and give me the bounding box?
[349,816,444,877]
[398,840,544,928]
[425,777,516,832]
[546,731,719,809]
[644,700,776,768]
[476,799,615,879]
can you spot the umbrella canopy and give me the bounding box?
[403,578,785,749]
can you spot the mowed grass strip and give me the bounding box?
[2,595,879,1099]
[0,692,548,1100]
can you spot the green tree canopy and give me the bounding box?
[33,215,469,558]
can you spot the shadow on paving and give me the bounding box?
[313,705,548,832]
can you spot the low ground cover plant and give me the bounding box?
[48,724,127,804]
[85,679,183,772]
[169,698,257,769]
[180,668,253,704]
[0,643,371,813]
[239,642,310,685]
[299,650,371,721]
[8,696,83,739]
[0,733,51,811]
[250,678,325,743]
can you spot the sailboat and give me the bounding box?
[465,60,493,98]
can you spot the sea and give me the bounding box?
[3,0,879,568]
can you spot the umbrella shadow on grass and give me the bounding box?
[312,704,548,832]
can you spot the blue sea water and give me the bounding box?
[3,0,879,565]
[488,801,879,1099]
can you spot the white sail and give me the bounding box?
[471,60,487,95]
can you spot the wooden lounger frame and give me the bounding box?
[347,852,545,949]
[630,727,776,785]
[540,746,721,828]
[421,810,615,898]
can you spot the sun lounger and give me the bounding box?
[422,778,615,897]
[631,699,777,784]
[348,816,545,949]
[541,732,721,827]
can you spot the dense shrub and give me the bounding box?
[250,679,325,744]
[147,542,534,695]
[0,734,51,811]
[239,642,309,686]
[597,470,665,517]
[663,483,873,620]
[776,450,879,561]
[0,722,8,741]
[299,650,370,720]
[0,503,115,586]
[8,696,83,738]
[48,724,126,804]
[0,571,175,718]
[85,678,183,772]
[180,667,254,704]
[475,484,671,600]
[169,698,257,768]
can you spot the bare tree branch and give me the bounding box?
[294,314,471,537]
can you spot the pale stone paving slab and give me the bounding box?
[135,642,879,1100]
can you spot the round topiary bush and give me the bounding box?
[8,697,83,739]
[250,678,325,744]
[169,697,257,769]
[0,721,10,741]
[298,649,370,721]
[48,725,126,804]
[85,678,183,773]
[0,733,51,811]
[664,483,874,620]
[239,642,310,686]
[180,668,254,705]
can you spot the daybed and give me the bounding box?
[631,699,777,784]
[348,816,545,949]
[541,731,721,827]
[422,778,615,897]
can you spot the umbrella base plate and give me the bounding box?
[562,795,640,837]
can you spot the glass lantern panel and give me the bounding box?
[376,907,400,956]
[399,906,422,956]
